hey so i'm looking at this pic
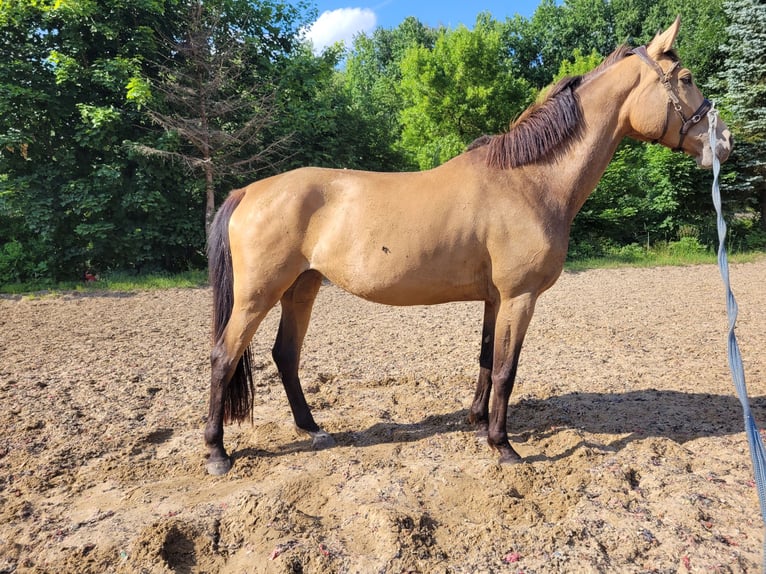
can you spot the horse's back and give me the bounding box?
[227,159,563,306]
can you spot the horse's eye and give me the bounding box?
[680,74,693,85]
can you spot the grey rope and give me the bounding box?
[708,105,766,570]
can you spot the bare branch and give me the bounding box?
[127,142,207,168]
[136,0,291,233]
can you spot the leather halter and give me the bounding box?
[629,45,712,152]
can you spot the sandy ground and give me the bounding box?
[1,259,766,573]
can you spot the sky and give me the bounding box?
[305,1,544,54]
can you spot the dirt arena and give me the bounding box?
[1,259,765,573]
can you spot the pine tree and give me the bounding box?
[718,0,766,231]
[132,0,291,236]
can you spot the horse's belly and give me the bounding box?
[316,252,488,306]
[306,196,491,305]
[339,278,483,306]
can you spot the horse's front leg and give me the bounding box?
[468,300,496,436]
[486,293,537,464]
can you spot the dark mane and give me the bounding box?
[586,43,633,76]
[474,44,633,169]
[483,75,583,169]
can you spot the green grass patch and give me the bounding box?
[98,269,208,291]
[0,269,208,296]
[566,243,764,272]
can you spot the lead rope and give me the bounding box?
[709,105,766,570]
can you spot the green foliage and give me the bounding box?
[666,235,707,256]
[92,269,208,291]
[270,44,380,171]
[125,76,152,109]
[0,239,47,284]
[573,136,726,254]
[397,15,533,169]
[0,0,762,284]
[0,0,190,281]
[343,17,438,171]
[0,0,316,282]
[714,0,766,231]
[564,243,759,272]
[554,48,604,82]
[0,268,208,295]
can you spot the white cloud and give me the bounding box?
[304,8,377,54]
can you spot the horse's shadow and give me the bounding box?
[232,390,766,463]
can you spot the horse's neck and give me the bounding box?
[545,63,636,224]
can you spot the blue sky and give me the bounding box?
[305,1,543,53]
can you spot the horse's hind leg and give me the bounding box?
[272,270,334,449]
[206,302,274,475]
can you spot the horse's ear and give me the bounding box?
[647,15,681,58]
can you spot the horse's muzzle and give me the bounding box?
[718,129,733,163]
[698,126,732,168]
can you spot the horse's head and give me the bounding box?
[625,17,732,167]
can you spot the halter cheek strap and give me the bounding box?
[629,45,712,151]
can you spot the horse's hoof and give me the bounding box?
[497,450,523,466]
[488,439,523,466]
[309,430,335,450]
[206,457,232,476]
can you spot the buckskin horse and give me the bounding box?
[204,18,732,475]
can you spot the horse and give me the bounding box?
[203,17,732,475]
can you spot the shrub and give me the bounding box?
[0,240,48,284]
[613,243,646,262]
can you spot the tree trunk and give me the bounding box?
[204,160,215,238]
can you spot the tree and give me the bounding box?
[343,17,438,171]
[0,0,59,280]
[398,14,533,169]
[0,0,193,280]
[131,1,283,234]
[268,43,368,170]
[552,47,604,81]
[521,0,615,89]
[717,0,766,232]
[0,0,315,281]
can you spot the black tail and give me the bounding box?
[207,188,254,424]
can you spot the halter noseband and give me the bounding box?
[629,45,712,152]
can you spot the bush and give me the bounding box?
[612,243,646,262]
[665,236,708,256]
[0,240,48,284]
[743,228,766,250]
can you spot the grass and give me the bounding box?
[98,269,208,291]
[565,247,764,272]
[1,250,764,296]
[0,269,208,296]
